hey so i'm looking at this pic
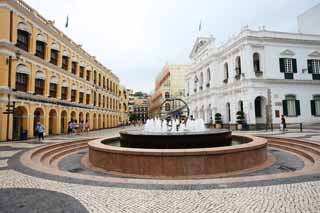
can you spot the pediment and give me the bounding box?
[308,51,320,57]
[189,36,215,58]
[280,49,295,56]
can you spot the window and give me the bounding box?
[49,83,57,98]
[283,95,300,117]
[98,74,101,86]
[253,53,260,72]
[93,92,97,106]
[98,94,101,107]
[71,90,76,102]
[35,79,44,95]
[16,30,29,51]
[61,87,68,100]
[107,79,109,90]
[311,95,320,116]
[165,92,170,99]
[86,70,91,81]
[308,60,320,80]
[280,58,297,79]
[62,56,69,70]
[16,73,28,92]
[200,72,203,90]
[86,94,90,105]
[165,103,170,111]
[235,56,241,79]
[50,50,59,65]
[80,66,84,78]
[35,41,46,59]
[71,62,77,75]
[207,68,211,81]
[79,92,84,103]
[93,71,97,84]
[224,63,229,83]
[103,76,105,88]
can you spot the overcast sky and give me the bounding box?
[25,0,319,93]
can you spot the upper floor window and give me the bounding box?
[206,68,211,87]
[165,92,170,99]
[93,71,97,84]
[17,30,29,52]
[49,83,57,98]
[79,66,85,78]
[235,56,241,80]
[199,72,204,90]
[311,95,320,116]
[61,56,69,70]
[79,92,84,103]
[279,58,297,79]
[283,95,300,117]
[16,73,28,92]
[71,89,76,102]
[86,94,90,105]
[61,87,68,100]
[165,103,170,111]
[86,70,91,81]
[93,92,97,106]
[71,62,77,75]
[98,74,101,87]
[308,59,320,80]
[50,49,59,65]
[35,41,46,59]
[224,63,229,83]
[253,53,261,73]
[35,78,45,95]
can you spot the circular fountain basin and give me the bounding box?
[119,129,232,149]
[88,132,268,178]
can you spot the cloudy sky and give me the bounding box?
[25,0,319,93]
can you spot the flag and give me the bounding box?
[65,15,69,28]
[198,20,202,32]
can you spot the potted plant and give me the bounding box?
[215,113,222,129]
[236,111,245,130]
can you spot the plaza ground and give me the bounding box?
[1,126,320,212]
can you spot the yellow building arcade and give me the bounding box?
[0,0,125,141]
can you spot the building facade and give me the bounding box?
[119,85,129,124]
[185,28,320,128]
[128,91,149,123]
[298,3,320,35]
[0,0,124,141]
[149,64,188,118]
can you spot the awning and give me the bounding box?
[50,76,58,84]
[17,22,31,34]
[36,33,47,43]
[16,64,30,75]
[35,71,46,80]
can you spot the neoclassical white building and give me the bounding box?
[185,27,320,128]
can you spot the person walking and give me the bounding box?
[281,115,286,132]
[35,121,45,141]
[84,120,90,134]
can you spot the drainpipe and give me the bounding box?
[6,10,13,141]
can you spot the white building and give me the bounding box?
[185,27,320,129]
[298,3,320,35]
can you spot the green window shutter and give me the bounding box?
[279,58,285,73]
[282,100,288,116]
[311,100,316,116]
[295,100,301,116]
[292,59,297,73]
[307,60,313,74]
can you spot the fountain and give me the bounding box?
[88,98,267,178]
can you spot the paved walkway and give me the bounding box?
[1,128,320,212]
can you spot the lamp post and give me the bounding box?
[4,50,21,141]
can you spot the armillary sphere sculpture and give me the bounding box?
[159,97,190,127]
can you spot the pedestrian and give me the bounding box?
[85,120,90,134]
[79,121,84,135]
[280,115,286,132]
[35,121,45,141]
[68,120,73,134]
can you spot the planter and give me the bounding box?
[215,123,222,129]
[237,124,243,130]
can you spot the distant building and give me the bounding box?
[149,64,189,118]
[128,91,150,123]
[298,3,320,35]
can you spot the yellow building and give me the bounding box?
[0,0,124,141]
[149,64,189,118]
[119,85,129,124]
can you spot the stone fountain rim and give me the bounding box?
[88,134,267,156]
